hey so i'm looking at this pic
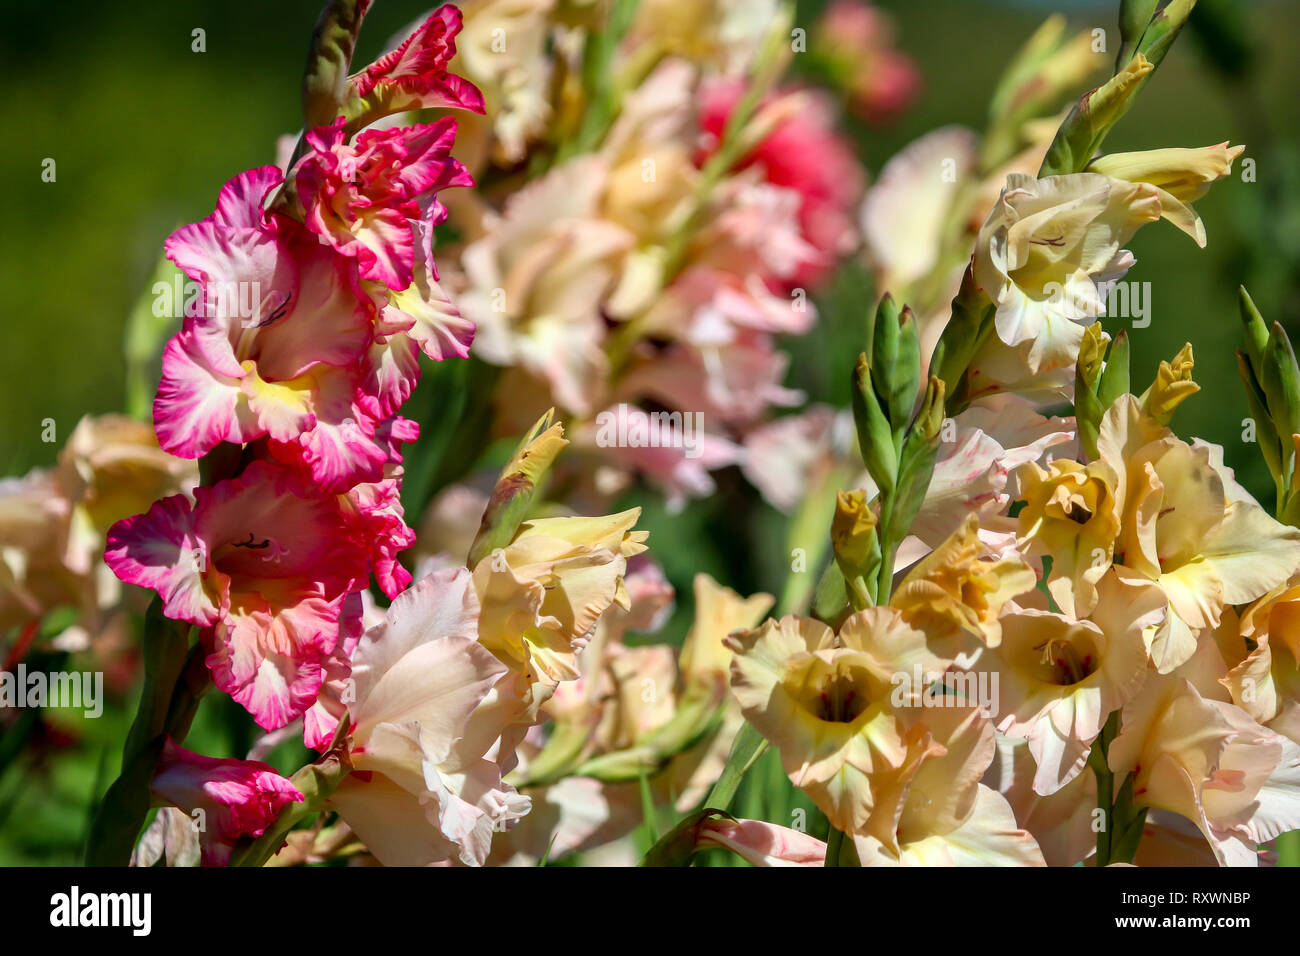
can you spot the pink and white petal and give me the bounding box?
[384,266,474,362]
[697,817,828,866]
[206,597,333,731]
[212,166,283,230]
[303,591,364,751]
[154,331,256,458]
[104,494,222,626]
[267,369,387,492]
[361,332,422,422]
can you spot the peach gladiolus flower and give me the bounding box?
[1223,580,1300,746]
[1098,395,1300,672]
[854,706,1044,865]
[1108,672,1300,866]
[890,514,1037,652]
[726,609,946,837]
[991,572,1165,794]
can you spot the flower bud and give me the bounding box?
[1040,55,1153,175]
[831,489,879,570]
[301,0,372,131]
[467,409,569,567]
[151,738,303,866]
[1139,342,1199,425]
[852,353,898,495]
[1097,329,1131,410]
[1089,143,1245,203]
[1262,323,1300,466]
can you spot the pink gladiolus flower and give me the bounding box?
[303,591,365,751]
[104,460,371,730]
[159,166,408,492]
[345,4,486,120]
[697,82,864,287]
[295,117,473,291]
[151,737,303,866]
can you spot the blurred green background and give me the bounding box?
[3,0,1300,864]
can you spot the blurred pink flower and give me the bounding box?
[697,81,864,286]
[815,0,920,124]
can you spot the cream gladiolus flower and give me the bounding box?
[1098,395,1300,673]
[726,609,946,838]
[452,0,555,165]
[987,735,1099,866]
[1108,672,1300,866]
[991,572,1165,795]
[974,171,1162,374]
[329,568,530,867]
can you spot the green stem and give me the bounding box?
[824,826,845,867]
[1089,710,1120,866]
[702,722,768,812]
[228,720,352,868]
[85,604,208,866]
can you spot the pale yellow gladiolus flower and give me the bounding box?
[678,573,774,692]
[472,508,648,689]
[1016,457,1121,617]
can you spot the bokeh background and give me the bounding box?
[3,0,1299,863]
